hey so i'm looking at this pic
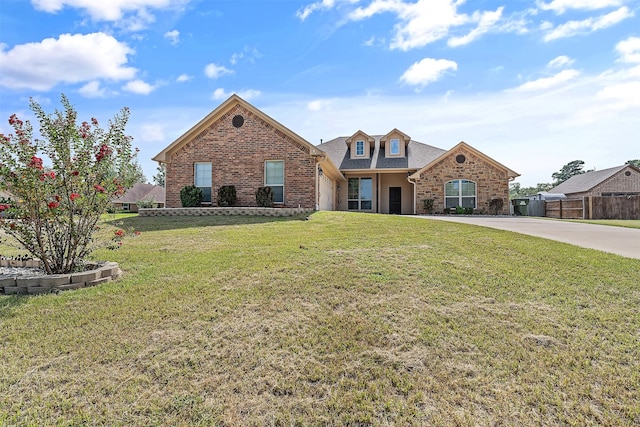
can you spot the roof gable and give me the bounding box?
[152,94,323,163]
[409,141,519,179]
[380,128,411,147]
[345,130,374,145]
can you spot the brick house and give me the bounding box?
[153,95,343,210]
[112,183,165,212]
[549,164,640,198]
[154,95,518,214]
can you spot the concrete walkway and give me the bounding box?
[422,216,640,260]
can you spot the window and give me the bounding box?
[348,177,372,210]
[122,203,130,211]
[194,162,212,203]
[390,138,400,155]
[355,140,365,156]
[445,179,476,209]
[265,160,284,204]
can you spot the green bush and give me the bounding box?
[255,186,274,207]
[217,185,237,207]
[136,197,157,209]
[180,185,203,207]
[423,199,434,214]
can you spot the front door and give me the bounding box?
[389,187,401,214]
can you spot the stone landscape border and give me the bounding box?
[0,261,122,295]
[139,207,313,217]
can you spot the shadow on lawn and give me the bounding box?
[105,212,314,233]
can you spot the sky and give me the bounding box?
[0,0,638,187]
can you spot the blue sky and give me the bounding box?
[1,0,638,186]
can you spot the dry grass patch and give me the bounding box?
[1,212,639,425]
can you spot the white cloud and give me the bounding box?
[400,58,457,88]
[543,6,633,41]
[229,47,261,65]
[212,88,261,101]
[514,69,581,91]
[122,79,155,94]
[31,0,188,24]
[448,7,504,47]
[204,63,233,79]
[78,80,106,98]
[0,33,136,91]
[346,0,507,51]
[164,30,180,45]
[296,0,358,21]
[548,55,574,68]
[572,66,640,123]
[537,0,624,14]
[139,123,165,142]
[176,74,192,82]
[307,99,333,111]
[616,36,640,63]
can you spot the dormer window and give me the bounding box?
[355,140,365,156]
[390,139,400,155]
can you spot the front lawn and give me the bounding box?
[1,212,638,425]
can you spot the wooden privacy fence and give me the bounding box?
[545,199,584,219]
[589,195,640,220]
[542,196,640,219]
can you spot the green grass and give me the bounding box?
[566,219,640,229]
[1,212,639,426]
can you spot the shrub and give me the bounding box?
[423,199,434,214]
[180,185,203,207]
[489,198,504,215]
[455,206,466,215]
[136,197,157,209]
[0,95,138,274]
[255,186,274,207]
[217,185,237,207]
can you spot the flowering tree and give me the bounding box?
[0,95,138,274]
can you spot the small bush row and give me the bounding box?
[180,185,275,208]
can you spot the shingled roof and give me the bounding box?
[550,165,629,195]
[113,183,165,204]
[318,136,446,171]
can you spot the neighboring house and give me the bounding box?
[550,164,640,198]
[112,183,165,212]
[153,95,518,214]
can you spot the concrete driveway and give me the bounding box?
[422,216,640,260]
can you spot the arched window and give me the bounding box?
[445,179,476,209]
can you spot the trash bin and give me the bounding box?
[511,198,529,216]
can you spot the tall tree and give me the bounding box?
[552,160,588,185]
[153,164,165,186]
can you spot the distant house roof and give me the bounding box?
[113,183,165,204]
[550,165,633,195]
[319,136,446,171]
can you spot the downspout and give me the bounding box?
[407,175,417,215]
[315,162,319,211]
[311,151,325,211]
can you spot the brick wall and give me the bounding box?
[587,166,640,197]
[414,148,510,214]
[165,104,317,209]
